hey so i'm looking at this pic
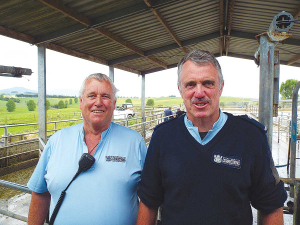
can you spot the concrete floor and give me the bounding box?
[0,193,30,225]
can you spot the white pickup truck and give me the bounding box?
[114,106,135,120]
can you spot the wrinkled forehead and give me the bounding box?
[181,61,219,79]
[83,78,113,93]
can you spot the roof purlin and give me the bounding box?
[109,32,221,66]
[38,0,168,69]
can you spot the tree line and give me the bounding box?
[15,94,77,98]
[4,97,79,112]
[125,98,155,106]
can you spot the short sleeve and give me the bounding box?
[27,142,51,193]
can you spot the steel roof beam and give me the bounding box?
[144,0,187,53]
[227,52,300,67]
[141,51,300,76]
[48,42,140,74]
[141,63,178,75]
[114,64,141,75]
[288,55,300,66]
[38,0,92,26]
[230,31,300,46]
[0,25,35,44]
[39,0,167,69]
[94,27,167,69]
[35,0,175,44]
[293,6,300,19]
[288,6,300,65]
[0,24,139,74]
[108,32,220,65]
[108,54,141,66]
[225,0,235,56]
[0,24,111,69]
[219,0,224,56]
[35,3,146,44]
[47,43,108,65]
[141,53,222,75]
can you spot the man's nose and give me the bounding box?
[194,84,205,98]
[94,96,103,106]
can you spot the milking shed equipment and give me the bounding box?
[254,11,299,225]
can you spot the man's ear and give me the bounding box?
[219,81,224,96]
[79,97,83,110]
[178,85,182,96]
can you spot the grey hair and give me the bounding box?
[79,73,118,99]
[177,50,224,91]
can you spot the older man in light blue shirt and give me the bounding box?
[27,73,147,225]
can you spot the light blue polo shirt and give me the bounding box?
[27,122,147,225]
[184,111,228,145]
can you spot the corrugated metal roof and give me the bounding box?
[0,0,299,75]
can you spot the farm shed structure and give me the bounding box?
[0,1,300,223]
[0,0,300,145]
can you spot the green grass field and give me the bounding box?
[0,96,255,136]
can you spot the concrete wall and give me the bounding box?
[0,139,39,176]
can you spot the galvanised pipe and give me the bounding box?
[0,179,31,193]
[290,81,300,197]
[259,35,274,150]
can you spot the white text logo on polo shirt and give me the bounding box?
[213,152,241,169]
[105,156,126,163]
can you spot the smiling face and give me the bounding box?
[80,78,116,132]
[179,60,223,129]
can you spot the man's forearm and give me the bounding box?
[28,191,51,225]
[261,207,284,225]
[136,201,158,225]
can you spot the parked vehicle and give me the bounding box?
[122,103,133,109]
[114,106,135,119]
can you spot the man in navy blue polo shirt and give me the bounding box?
[137,50,287,225]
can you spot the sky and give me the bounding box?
[0,35,300,99]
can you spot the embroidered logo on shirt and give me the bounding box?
[105,156,126,163]
[212,152,241,169]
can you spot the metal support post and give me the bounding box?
[278,117,280,143]
[109,66,115,121]
[4,126,8,146]
[109,66,114,82]
[38,45,47,151]
[258,35,274,150]
[141,74,146,138]
[273,51,279,117]
[257,34,275,225]
[290,82,300,197]
[4,126,8,167]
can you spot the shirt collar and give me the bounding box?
[184,110,226,132]
[80,122,112,143]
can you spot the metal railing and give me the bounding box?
[0,108,173,147]
[0,110,178,223]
